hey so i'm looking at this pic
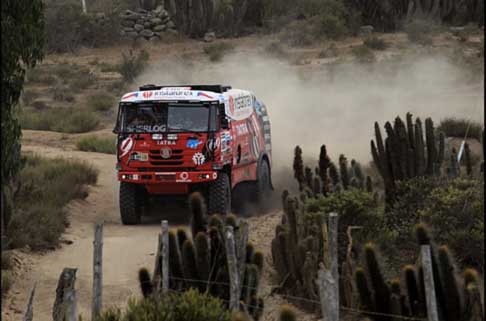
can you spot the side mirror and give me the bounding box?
[219,104,229,129]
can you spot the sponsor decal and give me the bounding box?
[206,137,221,151]
[229,96,235,115]
[154,89,193,97]
[122,92,139,100]
[119,137,134,157]
[235,123,249,135]
[142,91,153,98]
[157,140,176,145]
[160,147,172,159]
[187,139,203,149]
[126,125,166,132]
[192,152,206,165]
[197,92,213,99]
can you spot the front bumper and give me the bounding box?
[118,170,218,184]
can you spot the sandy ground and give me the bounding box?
[2,131,317,321]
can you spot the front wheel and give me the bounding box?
[119,182,142,225]
[208,172,231,215]
[256,160,272,212]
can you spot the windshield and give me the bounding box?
[119,102,210,133]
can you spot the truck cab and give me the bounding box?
[114,84,272,224]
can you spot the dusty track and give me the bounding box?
[2,131,316,321]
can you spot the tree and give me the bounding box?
[1,0,45,227]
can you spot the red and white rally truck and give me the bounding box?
[114,84,272,224]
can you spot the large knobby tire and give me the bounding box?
[119,182,142,225]
[208,172,231,215]
[256,160,272,212]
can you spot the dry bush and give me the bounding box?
[6,154,98,250]
[363,36,388,50]
[203,42,234,62]
[352,45,376,63]
[438,118,482,140]
[19,107,100,133]
[87,92,115,112]
[77,136,116,154]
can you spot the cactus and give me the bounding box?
[304,166,313,191]
[339,154,350,189]
[318,145,331,195]
[363,243,391,318]
[189,192,207,237]
[404,265,425,316]
[464,143,472,176]
[252,251,264,272]
[168,230,184,288]
[355,267,374,312]
[139,267,153,298]
[279,305,297,321]
[177,228,189,250]
[194,232,211,288]
[366,176,373,193]
[293,146,305,191]
[437,246,462,321]
[328,161,340,189]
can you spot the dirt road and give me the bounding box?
[2,130,316,321]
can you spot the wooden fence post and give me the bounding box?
[92,223,103,321]
[53,268,77,321]
[329,212,339,308]
[161,220,169,294]
[421,245,439,321]
[23,282,36,321]
[225,226,239,311]
[318,266,339,321]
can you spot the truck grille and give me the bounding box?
[148,149,186,166]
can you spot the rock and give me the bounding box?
[121,19,135,27]
[136,19,144,25]
[153,24,166,32]
[120,10,141,21]
[144,21,152,28]
[358,25,374,36]
[125,31,139,38]
[140,29,154,38]
[136,8,148,14]
[204,31,216,42]
[134,24,144,31]
[450,26,465,32]
[148,36,160,42]
[150,17,162,25]
[167,21,175,29]
[154,5,164,13]
[123,27,135,32]
[161,15,170,24]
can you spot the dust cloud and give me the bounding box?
[138,50,484,191]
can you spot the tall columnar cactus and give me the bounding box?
[293,146,305,191]
[354,225,484,321]
[464,143,472,176]
[318,145,331,195]
[339,154,350,190]
[371,114,445,206]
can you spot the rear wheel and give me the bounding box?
[208,172,231,215]
[119,182,142,225]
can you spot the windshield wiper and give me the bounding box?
[168,127,203,136]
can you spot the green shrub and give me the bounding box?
[363,36,388,50]
[25,68,57,85]
[404,19,438,45]
[352,45,376,63]
[264,41,288,58]
[305,189,383,266]
[318,12,347,40]
[97,289,232,321]
[6,155,98,250]
[383,177,484,271]
[99,63,119,73]
[77,136,116,154]
[203,42,234,62]
[19,108,100,133]
[69,76,92,92]
[117,50,150,83]
[45,0,120,53]
[437,118,482,140]
[53,84,75,102]
[87,93,115,112]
